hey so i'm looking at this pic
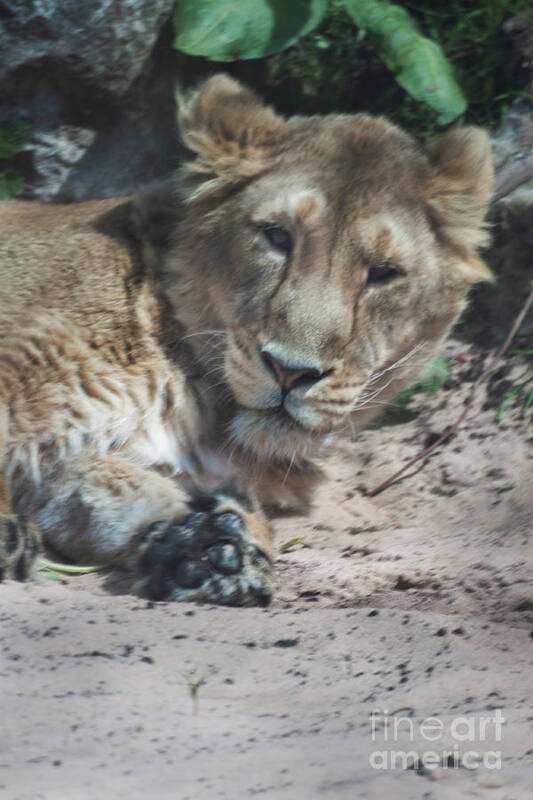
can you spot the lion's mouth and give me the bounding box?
[225,400,337,465]
[263,403,306,428]
[237,399,315,434]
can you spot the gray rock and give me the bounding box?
[492,102,533,210]
[504,14,533,96]
[28,125,96,202]
[457,103,533,348]
[0,0,175,95]
[0,0,179,201]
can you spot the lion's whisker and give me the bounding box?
[181,330,227,340]
[353,377,393,410]
[282,451,297,486]
[366,342,428,386]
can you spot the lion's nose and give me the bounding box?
[260,349,328,393]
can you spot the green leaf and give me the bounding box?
[0,121,28,159]
[343,0,467,124]
[391,386,416,409]
[391,356,450,409]
[279,537,305,554]
[0,171,24,200]
[418,355,450,396]
[496,386,521,421]
[37,557,105,575]
[173,0,328,61]
[496,376,533,421]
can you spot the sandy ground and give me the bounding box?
[1,336,532,799]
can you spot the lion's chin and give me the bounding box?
[227,407,334,464]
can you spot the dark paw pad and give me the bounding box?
[138,506,272,606]
[207,540,241,575]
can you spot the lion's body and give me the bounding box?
[0,76,493,605]
[0,198,207,493]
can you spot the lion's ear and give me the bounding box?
[177,74,286,186]
[425,127,493,261]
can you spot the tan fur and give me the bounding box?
[0,76,493,605]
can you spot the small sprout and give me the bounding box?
[279,537,305,554]
[184,674,206,715]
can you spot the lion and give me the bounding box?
[0,75,493,605]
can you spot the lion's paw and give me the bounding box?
[0,513,41,581]
[136,498,273,606]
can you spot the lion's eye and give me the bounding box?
[366,262,402,286]
[263,225,293,257]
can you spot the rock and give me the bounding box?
[29,126,96,202]
[456,103,533,348]
[0,0,175,95]
[492,102,533,210]
[0,0,179,201]
[493,16,533,209]
[504,14,533,95]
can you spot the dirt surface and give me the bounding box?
[2,337,532,799]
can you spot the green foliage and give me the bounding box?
[172,0,466,124]
[261,0,530,134]
[496,376,533,419]
[403,0,532,129]
[0,121,27,159]
[173,0,328,61]
[343,0,466,124]
[392,356,451,409]
[496,350,533,420]
[0,170,24,200]
[0,121,27,199]
[261,2,375,115]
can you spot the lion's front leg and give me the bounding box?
[9,456,273,606]
[0,512,41,581]
[0,473,41,581]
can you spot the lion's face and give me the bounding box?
[154,76,493,463]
